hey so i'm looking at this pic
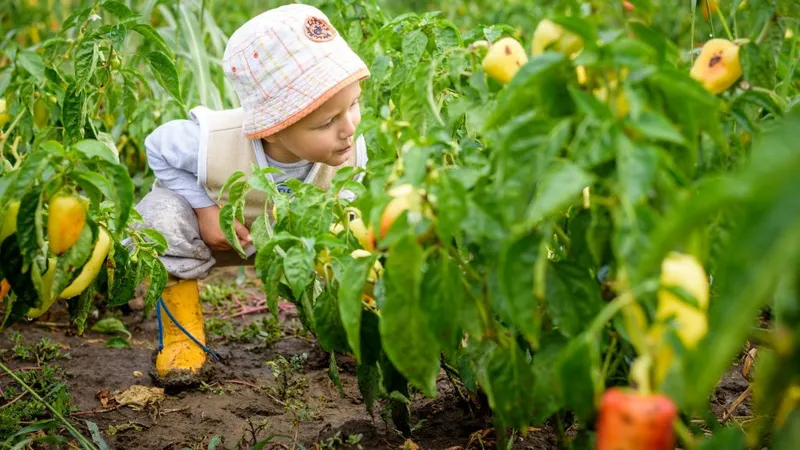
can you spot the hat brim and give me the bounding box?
[244,52,370,139]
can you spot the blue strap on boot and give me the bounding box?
[156,297,221,362]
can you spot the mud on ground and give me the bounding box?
[1,267,756,449]
[1,268,558,450]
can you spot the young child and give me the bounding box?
[136,4,370,389]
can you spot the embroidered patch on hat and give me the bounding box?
[304,16,336,42]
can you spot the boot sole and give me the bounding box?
[149,349,217,393]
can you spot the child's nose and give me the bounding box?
[339,115,356,138]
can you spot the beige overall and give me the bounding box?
[133,106,364,280]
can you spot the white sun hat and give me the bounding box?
[222,4,370,139]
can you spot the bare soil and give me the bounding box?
[1,267,756,450]
[0,268,559,450]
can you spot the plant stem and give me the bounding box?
[588,293,634,337]
[0,110,28,147]
[779,38,798,97]
[714,4,734,40]
[0,361,97,450]
[690,1,696,66]
[601,333,618,377]
[552,223,572,251]
[674,419,698,450]
[755,15,772,45]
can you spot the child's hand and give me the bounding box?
[194,205,252,251]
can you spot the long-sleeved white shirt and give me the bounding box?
[144,119,366,208]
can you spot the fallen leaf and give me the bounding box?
[742,347,757,379]
[401,440,420,450]
[95,388,113,408]
[114,385,164,408]
[106,422,144,436]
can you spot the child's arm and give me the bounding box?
[145,120,251,251]
[144,120,215,209]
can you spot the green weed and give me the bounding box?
[5,332,69,363]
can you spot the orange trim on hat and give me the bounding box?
[245,67,371,139]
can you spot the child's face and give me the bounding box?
[264,81,362,166]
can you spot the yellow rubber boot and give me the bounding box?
[154,279,210,388]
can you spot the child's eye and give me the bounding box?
[319,119,334,129]
[350,97,360,108]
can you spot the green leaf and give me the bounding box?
[73,40,99,89]
[0,237,38,326]
[485,52,566,129]
[357,363,381,416]
[92,317,131,338]
[283,245,313,301]
[775,411,800,450]
[555,335,603,421]
[698,426,745,450]
[472,338,536,428]
[132,24,174,59]
[496,233,541,346]
[433,24,461,51]
[422,252,464,351]
[379,353,411,435]
[545,262,603,338]
[616,135,658,204]
[402,29,428,70]
[219,203,246,257]
[14,149,52,195]
[104,337,131,349]
[531,332,568,423]
[106,24,127,49]
[62,85,86,143]
[73,140,119,164]
[207,436,223,450]
[146,51,182,105]
[101,1,135,20]
[629,111,686,145]
[379,234,439,396]
[85,420,109,450]
[433,172,468,245]
[96,160,134,230]
[360,309,382,366]
[141,229,168,254]
[69,280,96,334]
[17,188,45,268]
[652,68,718,109]
[70,171,115,201]
[256,249,283,317]
[61,7,92,31]
[337,253,377,361]
[740,42,774,88]
[144,259,168,313]
[733,90,784,118]
[568,85,610,119]
[0,171,17,203]
[218,172,246,203]
[327,353,344,395]
[229,181,249,226]
[550,16,596,43]
[525,161,593,226]
[107,242,139,307]
[51,223,95,300]
[17,51,45,82]
[30,258,49,308]
[313,290,350,353]
[250,215,270,250]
